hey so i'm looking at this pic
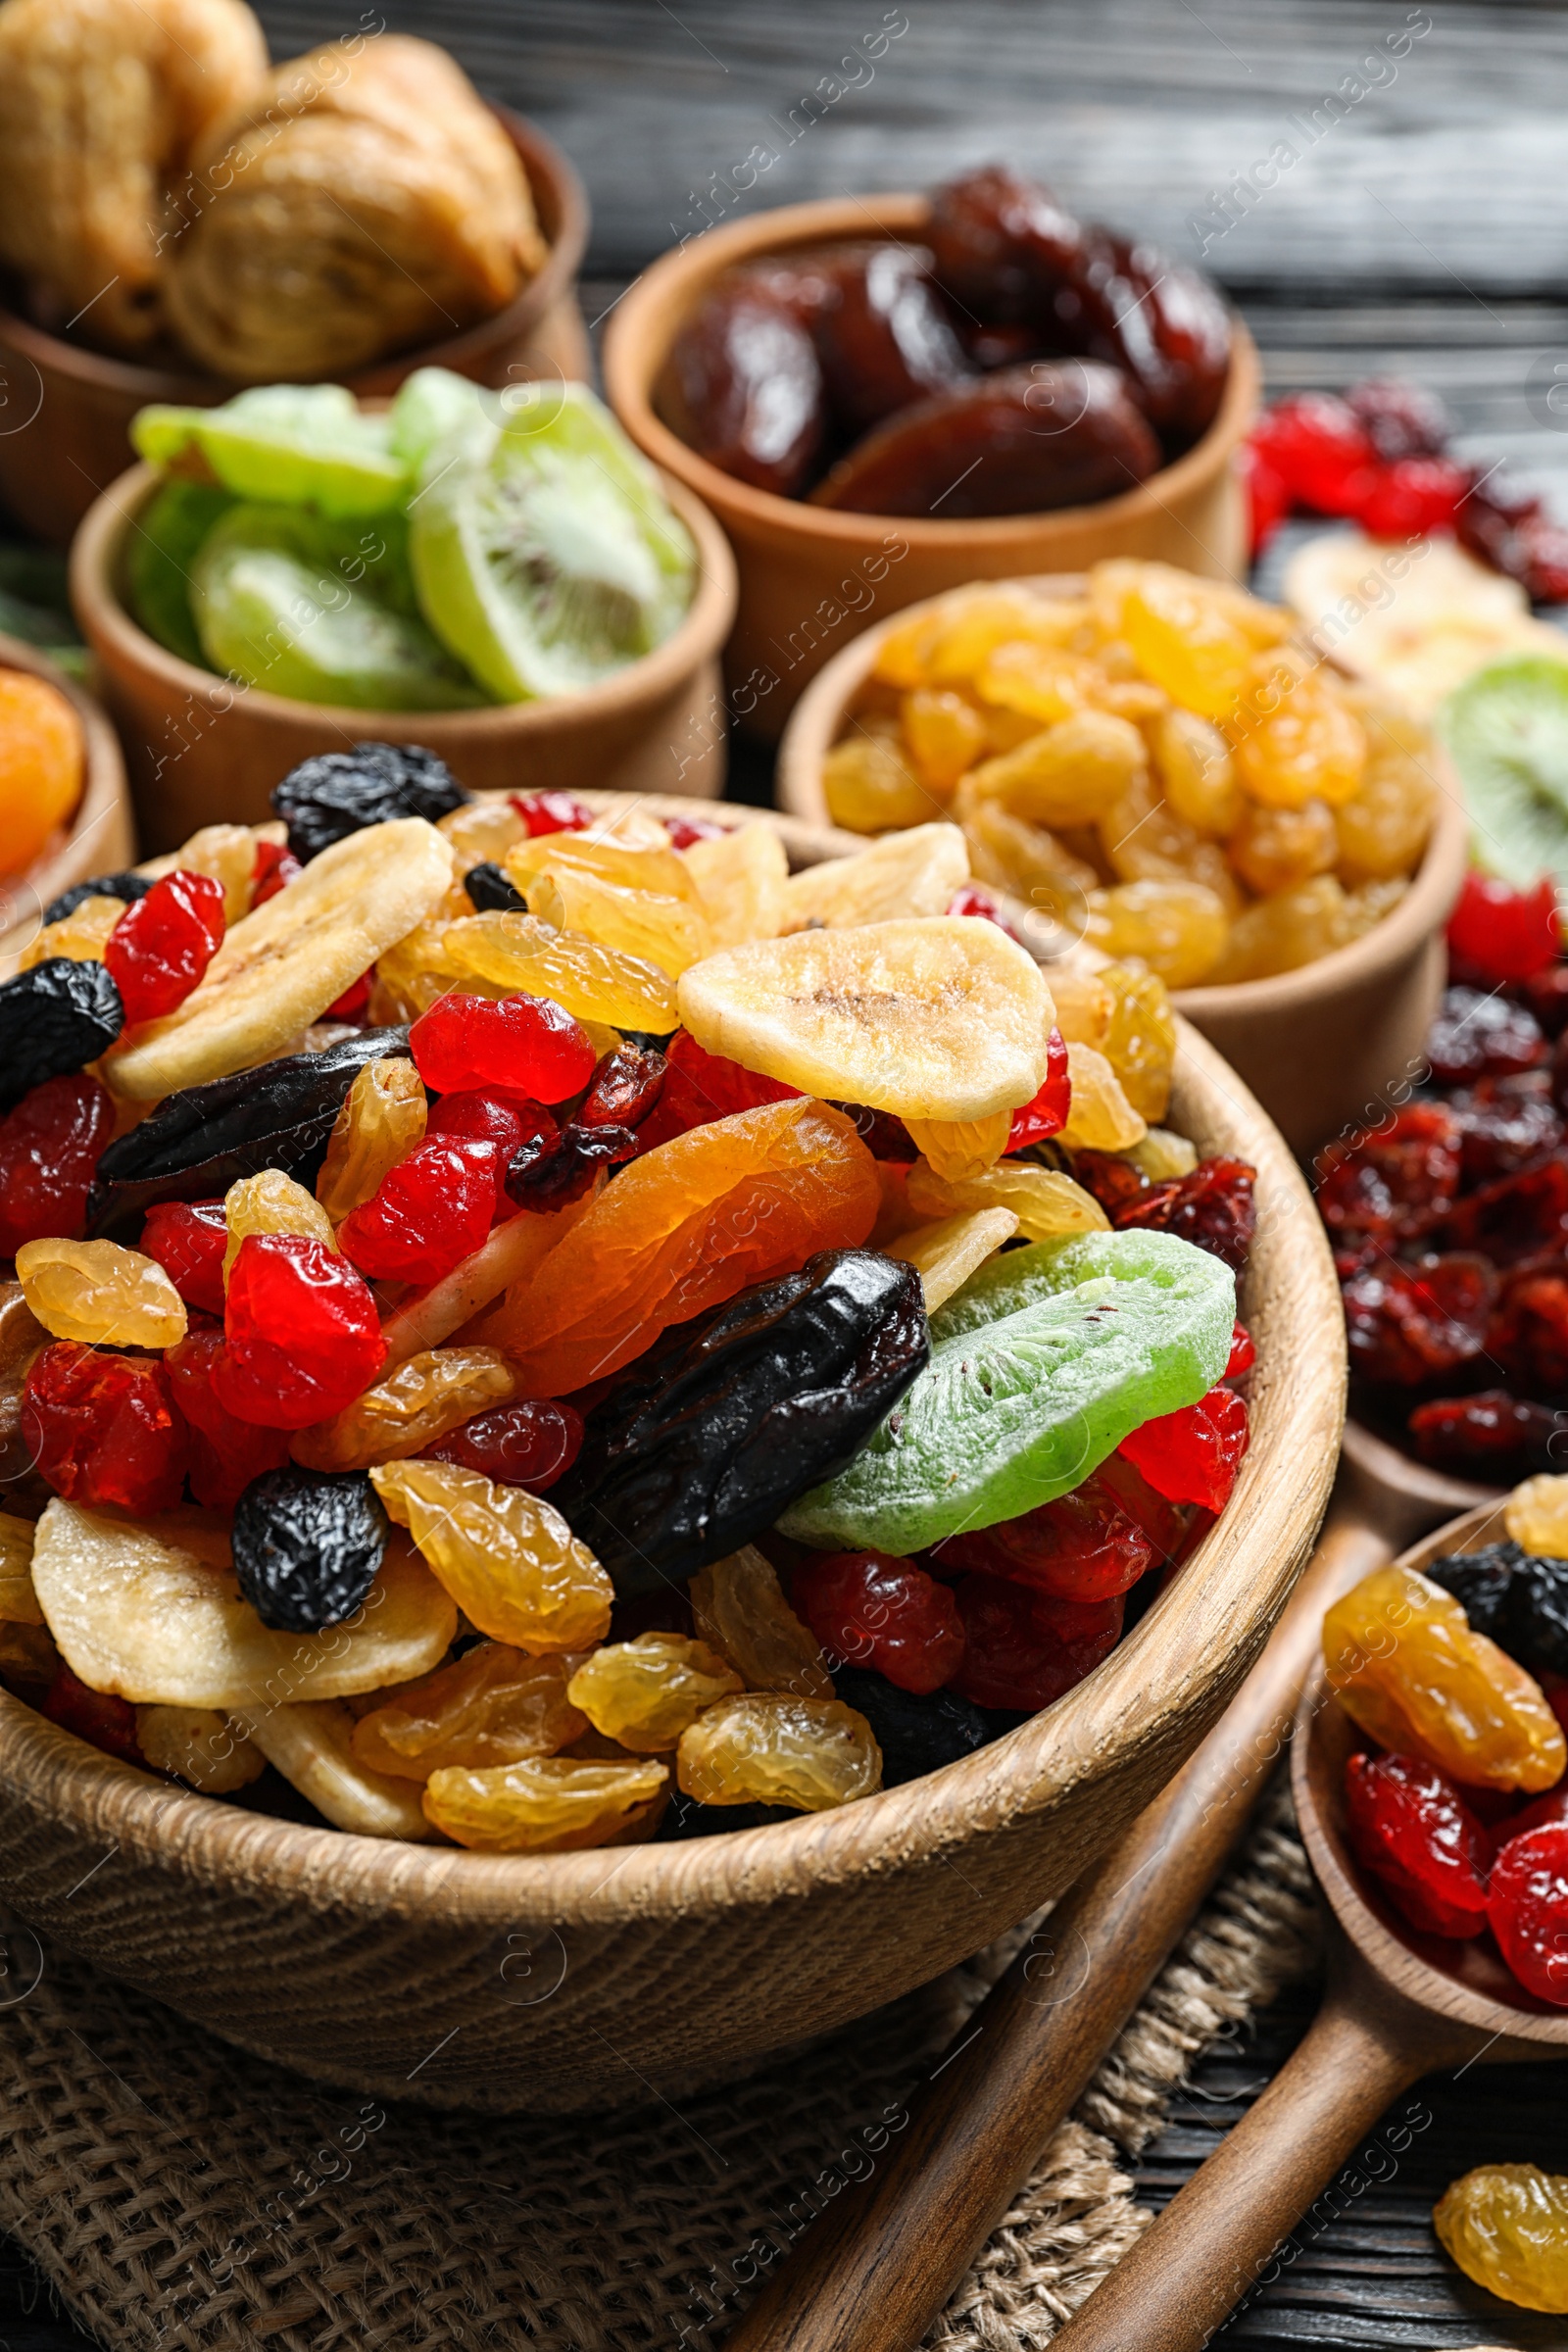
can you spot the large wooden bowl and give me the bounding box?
[603,193,1258,738]
[776,575,1471,1158]
[0,632,133,964]
[0,110,590,549]
[0,831,1346,2112]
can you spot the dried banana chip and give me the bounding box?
[682,823,788,946]
[31,1500,456,1707]
[229,1700,438,1839]
[107,817,454,1100]
[135,1704,264,1794]
[778,822,969,931]
[885,1207,1019,1310]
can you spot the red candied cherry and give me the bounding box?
[1506,1777,1568,1839]
[424,1090,547,1157]
[409,992,595,1102]
[1345,1751,1492,1938]
[792,1551,965,1694]
[22,1343,189,1514]
[1119,1385,1250,1513]
[139,1198,227,1316]
[511,790,595,838]
[42,1664,143,1768]
[250,839,303,906]
[163,1326,291,1511]
[936,1471,1153,1604]
[1225,1321,1255,1381]
[1249,393,1378,516]
[424,1396,584,1492]
[948,884,1023,944]
[1239,440,1292,558]
[1354,456,1468,540]
[950,1574,1123,1711]
[1006,1028,1070,1152]
[104,868,225,1024]
[1487,1822,1568,2004]
[1093,1446,1197,1564]
[337,1138,500,1287]
[634,1029,800,1149]
[0,1074,114,1255]
[1447,871,1559,986]
[1113,1155,1256,1272]
[662,813,727,849]
[213,1234,384,1430]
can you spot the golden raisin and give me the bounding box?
[974,641,1095,725]
[1100,769,1241,911]
[1083,879,1229,989]
[903,1110,1012,1183]
[822,731,935,832]
[224,1167,338,1285]
[371,1458,613,1654]
[1230,796,1339,897]
[316,1055,427,1225]
[1334,741,1435,882]
[1099,961,1177,1123]
[351,1642,586,1778]
[506,837,712,977]
[901,688,987,792]
[675,1692,882,1810]
[1154,708,1242,837]
[1233,654,1366,810]
[1057,1044,1148,1151]
[293,1346,516,1472]
[1506,1474,1568,1559]
[1121,569,1253,719]
[681,823,788,947]
[905,1156,1107,1239]
[20,894,123,970]
[15,1238,186,1348]
[688,1546,832,1698]
[566,1633,743,1752]
[423,1755,667,1850]
[968,710,1148,829]
[1434,2165,1568,2314]
[443,910,679,1031]
[1205,876,1354,984]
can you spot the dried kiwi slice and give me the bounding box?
[132,385,407,517]
[124,479,233,667]
[192,506,488,710]
[1440,653,1568,889]
[408,382,697,700]
[388,366,497,474]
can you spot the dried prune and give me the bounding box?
[42,871,153,927]
[1425,1541,1520,1642]
[659,272,826,497]
[809,363,1159,518]
[271,742,466,861]
[554,1250,930,1592]
[87,1026,410,1232]
[1427,985,1546,1085]
[0,959,122,1109]
[1428,1540,1568,1680]
[1343,1253,1495,1386]
[231,1464,389,1633]
[830,1662,993,1785]
[463,860,528,915]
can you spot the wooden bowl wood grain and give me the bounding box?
[0,856,1346,2111]
[603,193,1258,738]
[0,632,133,963]
[0,109,590,548]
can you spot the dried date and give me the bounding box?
[658,272,827,497]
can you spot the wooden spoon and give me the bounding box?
[1044,1493,1568,2352]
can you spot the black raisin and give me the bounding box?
[271,742,467,860]
[1426,1542,1522,1642]
[555,1250,930,1592]
[232,1466,389,1632]
[830,1663,993,1784]
[0,958,122,1108]
[463,860,527,914]
[42,871,153,926]
[1505,1556,1568,1678]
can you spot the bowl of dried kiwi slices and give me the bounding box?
[0,760,1344,2113]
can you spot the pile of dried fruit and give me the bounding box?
[821,561,1433,988]
[0,754,1256,1851]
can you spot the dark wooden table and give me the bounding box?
[8,4,1568,2343]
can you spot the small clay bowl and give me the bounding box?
[0,631,133,968]
[0,110,590,548]
[776,572,1470,1160]
[603,193,1259,738]
[70,461,739,851]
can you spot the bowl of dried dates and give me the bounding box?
[603,168,1259,733]
[0,760,1343,2112]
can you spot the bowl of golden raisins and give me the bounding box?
[779,562,1472,1155]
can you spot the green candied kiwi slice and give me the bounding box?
[124,479,234,667]
[778,1230,1236,1556]
[1439,652,1568,891]
[132,385,408,518]
[191,505,489,710]
[407,380,698,702]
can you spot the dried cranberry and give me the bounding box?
[42,1664,143,1768]
[1514,513,1568,606]
[935,1470,1153,1603]
[1487,1265,1568,1394]
[1343,1252,1496,1387]
[104,869,225,1025]
[409,992,595,1102]
[1070,1148,1150,1219]
[1345,1751,1492,1938]
[323,969,371,1022]
[1408,1391,1568,1481]
[792,1550,965,1694]
[214,1234,385,1430]
[1092,1446,1198,1565]
[1249,393,1377,515]
[1435,1155,1568,1264]
[1447,872,1559,986]
[950,1573,1123,1711]
[1521,964,1568,1040]
[250,839,303,906]
[163,1326,291,1510]
[948,884,1022,942]
[576,1045,667,1130]
[424,1396,585,1492]
[1006,1028,1070,1151]
[507,1116,635,1208]
[1426,985,1546,1085]
[1346,377,1453,462]
[22,1343,189,1513]
[1487,1822,1568,2003]
[634,1030,800,1149]
[1239,441,1291,558]
[510,790,595,838]
[1119,1385,1250,1511]
[1113,1154,1255,1272]
[0,1074,114,1255]
[1316,1102,1464,1239]
[1448,1079,1563,1184]
[1353,456,1467,539]
[662,814,728,850]
[338,1139,500,1287]
[138,1198,227,1316]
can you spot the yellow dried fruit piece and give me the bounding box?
[30,1502,456,1706]
[1043,961,1114,1048]
[316,1055,426,1225]
[902,1109,1013,1183]
[1121,570,1254,719]
[1084,879,1229,989]
[1233,654,1367,810]
[175,821,258,925]
[956,789,1097,930]
[232,1699,437,1839]
[0,1510,39,1625]
[1099,961,1177,1124]
[925,590,1089,684]
[441,797,524,870]
[444,909,679,1030]
[778,822,969,931]
[681,916,1052,1121]
[1230,796,1339,897]
[423,1754,668,1851]
[370,1458,612,1654]
[351,1642,586,1778]
[20,893,123,970]
[1094,677,1170,725]
[1126,1126,1200,1181]
[689,1545,832,1699]
[906,1157,1109,1240]
[223,1167,337,1286]
[1434,2165,1568,2315]
[975,640,1097,724]
[676,1691,882,1811]
[293,1346,516,1472]
[1203,875,1353,985]
[134,1704,264,1794]
[1154,708,1243,837]
[566,1633,743,1753]
[506,835,711,976]
[886,1206,1018,1310]
[901,688,986,792]
[968,710,1149,828]
[1505,1475,1568,1559]
[1334,740,1436,882]
[823,732,936,832]
[1058,1043,1148,1151]
[1100,769,1241,912]
[15,1237,186,1348]
[682,822,789,946]
[109,818,454,1100]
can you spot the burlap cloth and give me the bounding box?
[0,1779,1319,2351]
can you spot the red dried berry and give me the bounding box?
[1345,1750,1492,1939]
[936,1470,1153,1604]
[409,992,595,1102]
[0,1074,114,1255]
[1225,1321,1255,1381]
[423,1396,584,1491]
[1515,513,1568,606]
[214,1234,385,1430]
[1353,456,1467,539]
[1505,1781,1568,1842]
[1343,1252,1496,1387]
[1006,1028,1070,1151]
[250,839,303,906]
[139,1198,227,1316]
[1119,1384,1250,1512]
[791,1550,965,1694]
[1408,1391,1568,1481]
[1070,1148,1150,1219]
[1239,441,1291,558]
[510,790,596,838]
[1520,964,1568,1040]
[103,868,225,1024]
[1427,985,1546,1085]
[323,968,371,1022]
[1488,1265,1568,1395]
[950,1573,1123,1711]
[948,884,1023,943]
[42,1663,143,1768]
[662,813,728,850]
[163,1326,291,1511]
[1435,1156,1568,1264]
[1487,1822,1568,2003]
[1113,1154,1256,1272]
[1250,393,1377,516]
[577,1045,667,1131]
[1092,1446,1197,1564]
[1448,1080,1563,1184]
[1315,1102,1464,1240]
[424,1090,541,1156]
[634,1029,801,1149]
[337,1139,500,1287]
[22,1342,189,1513]
[1447,872,1559,986]
[1346,377,1452,462]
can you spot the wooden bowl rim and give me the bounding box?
[70,460,739,738]
[0,1003,1347,1927]
[0,631,127,933]
[0,107,588,400]
[601,190,1260,549]
[774,565,1472,1024]
[1294,1499,1568,2047]
[1341,1412,1500,1520]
